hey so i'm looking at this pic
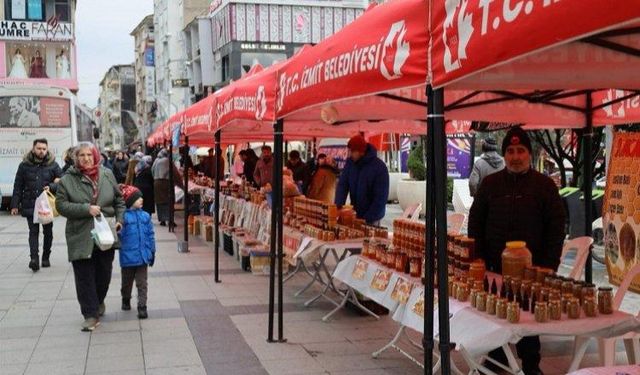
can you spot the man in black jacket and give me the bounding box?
[468,127,565,375]
[11,139,63,272]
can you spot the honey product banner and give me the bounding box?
[603,132,640,291]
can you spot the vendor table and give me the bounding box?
[334,254,640,374]
[568,365,640,375]
[282,227,366,319]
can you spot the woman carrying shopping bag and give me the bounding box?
[56,142,125,332]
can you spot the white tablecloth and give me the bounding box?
[568,365,640,375]
[334,255,640,356]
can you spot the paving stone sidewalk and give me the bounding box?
[0,211,635,374]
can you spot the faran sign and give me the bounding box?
[0,21,74,42]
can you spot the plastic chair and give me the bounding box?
[560,236,594,280]
[401,203,422,221]
[447,212,466,236]
[569,263,640,371]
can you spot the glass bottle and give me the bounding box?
[501,241,532,279]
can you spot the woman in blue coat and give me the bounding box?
[118,184,156,319]
[335,135,390,225]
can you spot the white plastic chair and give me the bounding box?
[560,236,594,280]
[569,263,640,371]
[401,203,422,221]
[447,212,466,236]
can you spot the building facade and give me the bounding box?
[183,0,366,103]
[153,0,209,125]
[0,0,78,91]
[131,14,156,146]
[97,64,136,151]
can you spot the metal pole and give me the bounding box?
[433,88,450,375]
[168,140,175,233]
[583,92,594,283]
[267,122,278,343]
[275,119,286,342]
[179,137,190,253]
[214,130,221,283]
[423,86,437,375]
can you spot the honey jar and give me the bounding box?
[469,259,486,282]
[470,289,479,308]
[523,266,537,281]
[501,241,532,279]
[487,294,497,315]
[568,297,581,319]
[507,302,521,323]
[496,298,508,319]
[598,286,614,315]
[476,292,487,312]
[549,300,562,320]
[561,278,574,295]
[582,283,596,306]
[561,293,574,314]
[410,257,421,278]
[457,284,470,302]
[534,301,549,323]
[583,296,597,317]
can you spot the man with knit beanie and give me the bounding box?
[335,135,389,225]
[469,136,504,196]
[468,126,566,375]
[118,184,156,319]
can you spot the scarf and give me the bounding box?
[76,145,101,184]
[136,155,152,176]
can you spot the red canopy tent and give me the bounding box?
[144,0,640,369]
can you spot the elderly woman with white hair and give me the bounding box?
[56,142,125,332]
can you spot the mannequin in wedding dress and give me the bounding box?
[56,50,71,79]
[9,49,28,78]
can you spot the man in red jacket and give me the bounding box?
[468,126,566,375]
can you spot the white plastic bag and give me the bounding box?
[33,191,54,224]
[91,213,115,251]
[174,186,184,202]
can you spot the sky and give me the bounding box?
[75,1,154,109]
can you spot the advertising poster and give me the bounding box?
[317,145,348,170]
[446,134,474,179]
[603,132,640,292]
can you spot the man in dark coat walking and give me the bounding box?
[468,126,566,375]
[335,135,389,225]
[11,138,63,271]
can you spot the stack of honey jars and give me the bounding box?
[447,234,481,281]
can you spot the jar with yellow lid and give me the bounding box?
[501,241,532,279]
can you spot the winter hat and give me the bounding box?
[482,136,498,152]
[502,126,532,155]
[120,184,143,208]
[347,135,367,153]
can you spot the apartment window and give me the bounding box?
[5,0,45,21]
[54,0,71,22]
[221,55,230,82]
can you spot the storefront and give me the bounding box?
[0,0,77,90]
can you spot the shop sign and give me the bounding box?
[0,20,74,42]
[240,43,286,51]
[446,134,474,179]
[471,121,522,132]
[144,47,155,67]
[603,132,640,292]
[172,79,190,88]
[144,67,155,98]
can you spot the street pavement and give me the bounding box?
[0,208,636,375]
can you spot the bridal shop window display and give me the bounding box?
[55,49,70,79]
[8,48,28,78]
[5,44,73,79]
[29,49,47,78]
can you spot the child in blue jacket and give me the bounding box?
[119,184,156,319]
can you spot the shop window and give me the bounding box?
[54,0,70,22]
[4,43,73,79]
[5,0,45,21]
[240,52,286,73]
[221,55,230,82]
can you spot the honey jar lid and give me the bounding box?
[505,241,527,249]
